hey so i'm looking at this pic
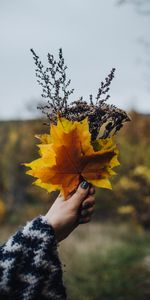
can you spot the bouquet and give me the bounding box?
[25,49,130,198]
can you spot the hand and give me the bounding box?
[45,181,95,242]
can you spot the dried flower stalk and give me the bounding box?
[31,48,130,140]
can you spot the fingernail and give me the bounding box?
[80,181,89,189]
[83,202,91,209]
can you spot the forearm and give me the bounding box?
[0,216,67,300]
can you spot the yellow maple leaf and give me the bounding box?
[25,117,120,198]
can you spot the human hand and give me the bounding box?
[45,181,95,242]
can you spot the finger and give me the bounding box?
[70,181,90,208]
[65,190,75,200]
[66,185,92,202]
[89,186,95,195]
[78,216,91,224]
[82,195,95,209]
[68,184,94,201]
[80,206,95,217]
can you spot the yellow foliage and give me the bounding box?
[25,117,119,198]
[9,131,18,144]
[118,176,139,191]
[133,165,150,182]
[118,205,135,215]
[0,199,6,221]
[143,197,150,205]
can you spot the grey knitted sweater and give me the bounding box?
[0,216,67,300]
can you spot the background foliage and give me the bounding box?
[0,111,149,228]
[0,111,150,299]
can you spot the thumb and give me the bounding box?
[69,181,89,208]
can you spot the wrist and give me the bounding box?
[44,214,61,241]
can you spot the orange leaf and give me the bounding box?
[25,117,120,198]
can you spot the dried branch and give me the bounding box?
[95,68,115,105]
[30,48,74,121]
[31,48,130,140]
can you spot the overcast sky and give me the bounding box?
[0,0,150,120]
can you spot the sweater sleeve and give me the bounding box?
[0,216,67,300]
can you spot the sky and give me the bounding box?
[0,0,150,120]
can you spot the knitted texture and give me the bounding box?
[0,216,67,300]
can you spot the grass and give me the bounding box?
[59,222,150,300]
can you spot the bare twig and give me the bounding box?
[31,48,130,140]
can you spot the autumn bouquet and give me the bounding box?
[25,49,130,198]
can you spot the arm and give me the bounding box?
[0,216,67,300]
[0,181,95,300]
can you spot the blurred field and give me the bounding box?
[0,221,150,300]
[0,111,150,228]
[60,222,150,300]
[0,111,150,299]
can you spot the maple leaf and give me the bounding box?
[25,117,120,198]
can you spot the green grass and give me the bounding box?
[60,223,150,300]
